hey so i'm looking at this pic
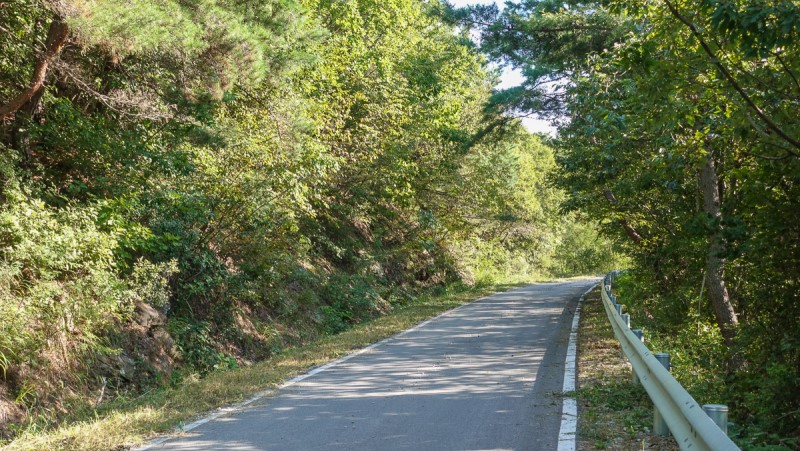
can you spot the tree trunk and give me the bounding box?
[698,152,738,347]
[0,17,69,121]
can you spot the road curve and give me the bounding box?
[151,279,598,451]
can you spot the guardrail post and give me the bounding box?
[621,313,630,328]
[703,404,729,435]
[614,303,622,315]
[654,353,670,370]
[631,329,644,384]
[653,353,671,436]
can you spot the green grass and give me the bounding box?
[3,280,529,451]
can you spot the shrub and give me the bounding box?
[0,185,177,415]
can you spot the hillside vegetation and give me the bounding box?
[0,0,621,442]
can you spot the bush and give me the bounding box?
[0,185,177,415]
[168,319,238,375]
[320,274,390,334]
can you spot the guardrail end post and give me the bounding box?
[703,404,729,435]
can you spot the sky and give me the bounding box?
[447,0,557,135]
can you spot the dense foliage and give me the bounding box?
[0,0,618,438]
[455,0,800,445]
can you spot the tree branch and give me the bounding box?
[603,188,644,245]
[772,50,800,95]
[663,0,800,152]
[0,16,69,120]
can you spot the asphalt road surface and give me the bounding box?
[152,279,598,451]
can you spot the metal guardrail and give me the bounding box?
[601,272,740,451]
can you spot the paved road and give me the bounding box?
[152,279,598,451]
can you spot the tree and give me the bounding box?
[456,0,800,440]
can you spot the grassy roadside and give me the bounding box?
[3,280,530,451]
[575,286,678,450]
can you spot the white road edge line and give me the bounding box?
[557,283,597,451]
[137,284,540,450]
